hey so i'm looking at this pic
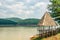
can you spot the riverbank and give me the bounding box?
[42,33,60,40]
[30,33,60,40]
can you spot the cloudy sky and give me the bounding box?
[0,0,50,19]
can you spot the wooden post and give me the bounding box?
[52,26,54,36]
[48,26,50,37]
[55,26,57,34]
[43,26,44,38]
[37,26,41,37]
[53,26,56,35]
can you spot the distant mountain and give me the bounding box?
[0,19,17,25]
[24,18,40,24]
[19,18,40,26]
[6,17,22,23]
[0,18,40,26]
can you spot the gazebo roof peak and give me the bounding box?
[38,12,57,26]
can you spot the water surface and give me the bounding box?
[0,27,37,40]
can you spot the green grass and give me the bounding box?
[33,37,42,40]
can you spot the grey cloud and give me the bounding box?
[0,0,16,5]
[0,5,16,14]
[16,0,24,2]
[0,0,50,19]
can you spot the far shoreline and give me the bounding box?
[0,25,38,27]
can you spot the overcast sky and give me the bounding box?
[0,0,50,19]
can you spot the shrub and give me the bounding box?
[33,37,42,40]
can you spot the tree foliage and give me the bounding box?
[48,0,60,24]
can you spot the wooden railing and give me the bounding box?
[38,28,60,38]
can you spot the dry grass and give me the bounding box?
[42,33,60,40]
[30,33,60,40]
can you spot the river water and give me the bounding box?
[0,27,38,40]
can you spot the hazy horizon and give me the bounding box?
[0,17,41,19]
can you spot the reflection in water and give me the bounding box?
[0,27,37,40]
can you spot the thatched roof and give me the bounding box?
[38,12,57,26]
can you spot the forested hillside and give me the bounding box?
[0,18,40,26]
[0,19,17,25]
[19,19,40,26]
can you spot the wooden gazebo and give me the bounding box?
[37,12,58,37]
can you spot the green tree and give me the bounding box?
[48,0,60,24]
